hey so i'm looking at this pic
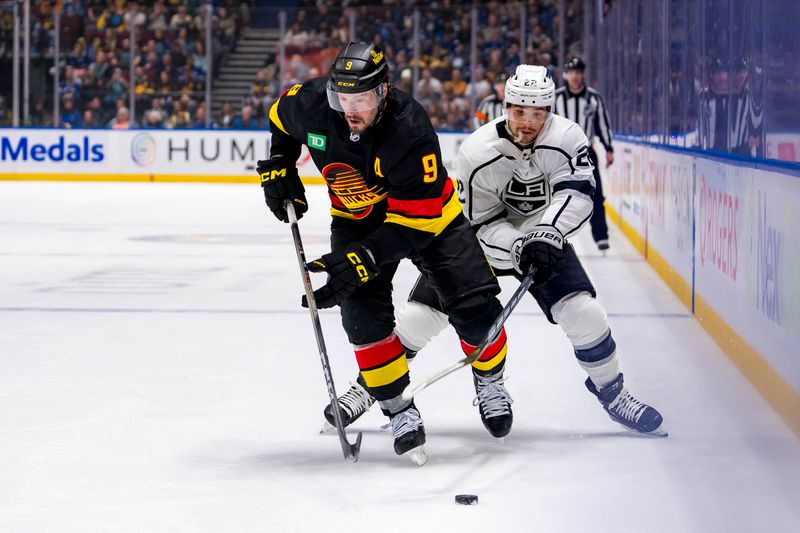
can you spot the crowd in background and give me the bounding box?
[0,0,249,129]
[0,0,584,132]
[280,0,584,131]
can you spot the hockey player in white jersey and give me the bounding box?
[324,65,665,437]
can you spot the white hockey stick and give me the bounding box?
[400,267,536,402]
[286,202,362,462]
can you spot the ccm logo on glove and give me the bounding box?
[260,167,288,183]
[347,251,371,282]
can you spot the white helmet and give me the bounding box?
[504,65,555,107]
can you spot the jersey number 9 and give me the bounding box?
[422,153,438,183]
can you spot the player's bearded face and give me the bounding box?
[506,105,549,145]
[338,91,380,133]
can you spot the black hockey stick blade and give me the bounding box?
[400,266,536,401]
[285,201,363,462]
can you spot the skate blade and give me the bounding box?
[620,423,669,438]
[405,445,428,466]
[646,426,669,437]
[319,421,335,435]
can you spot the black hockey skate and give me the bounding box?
[585,373,667,436]
[473,371,514,439]
[390,402,427,465]
[321,375,375,433]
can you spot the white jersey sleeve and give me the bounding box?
[457,138,523,271]
[537,121,596,238]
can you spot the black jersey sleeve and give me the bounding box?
[362,137,462,264]
[267,83,306,162]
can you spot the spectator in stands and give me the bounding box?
[467,66,492,101]
[486,49,505,77]
[167,100,191,129]
[218,7,239,52]
[104,68,128,109]
[396,68,413,93]
[444,68,468,99]
[83,109,99,128]
[79,71,102,104]
[170,4,192,31]
[178,56,205,93]
[416,68,442,106]
[123,2,146,29]
[109,106,131,129]
[218,101,235,128]
[30,99,52,127]
[156,70,175,100]
[86,97,106,126]
[59,66,82,102]
[231,104,259,129]
[192,42,208,72]
[148,1,169,31]
[67,39,90,70]
[144,97,168,127]
[103,4,124,31]
[160,52,176,79]
[61,94,83,128]
[90,48,111,84]
[284,22,309,47]
[194,104,219,128]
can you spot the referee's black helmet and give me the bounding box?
[564,57,586,71]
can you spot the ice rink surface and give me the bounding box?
[1,181,799,533]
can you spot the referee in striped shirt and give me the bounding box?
[473,73,507,130]
[554,57,614,252]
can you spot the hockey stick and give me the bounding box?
[400,267,536,402]
[285,201,362,462]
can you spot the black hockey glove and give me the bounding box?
[302,244,380,309]
[511,224,565,283]
[257,157,308,222]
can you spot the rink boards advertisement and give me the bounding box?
[0,128,469,183]
[605,139,800,433]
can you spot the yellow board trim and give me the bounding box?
[606,201,800,439]
[385,190,462,236]
[0,172,326,185]
[471,344,508,373]
[360,356,409,388]
[268,99,289,135]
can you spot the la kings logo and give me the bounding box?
[503,170,550,215]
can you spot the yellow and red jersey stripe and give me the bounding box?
[385,178,462,236]
[355,334,409,393]
[462,327,508,374]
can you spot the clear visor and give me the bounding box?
[506,105,549,125]
[327,83,386,113]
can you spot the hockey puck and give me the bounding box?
[455,494,478,505]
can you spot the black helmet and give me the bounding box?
[329,41,389,94]
[563,57,586,71]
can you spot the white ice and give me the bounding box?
[1,181,798,533]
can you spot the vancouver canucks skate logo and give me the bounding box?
[503,170,550,216]
[322,162,388,219]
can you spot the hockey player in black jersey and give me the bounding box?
[326,65,666,438]
[258,42,513,464]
